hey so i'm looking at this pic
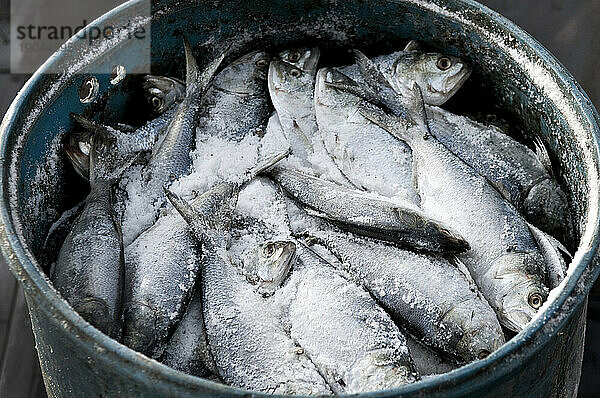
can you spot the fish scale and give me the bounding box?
[360,85,549,332]
[307,228,505,363]
[282,243,420,394]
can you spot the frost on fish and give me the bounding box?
[160,283,216,378]
[123,211,201,358]
[314,68,418,203]
[201,237,331,395]
[281,244,419,393]
[308,229,505,363]
[359,93,549,332]
[427,106,572,244]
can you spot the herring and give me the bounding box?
[142,75,186,114]
[306,229,505,363]
[268,47,354,185]
[344,48,571,244]
[270,167,469,253]
[314,67,418,202]
[359,84,550,332]
[121,151,289,357]
[338,40,472,106]
[165,184,332,395]
[233,178,420,392]
[52,133,133,338]
[122,38,226,245]
[197,50,272,142]
[284,242,420,393]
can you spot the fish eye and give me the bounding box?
[477,350,491,360]
[263,243,276,257]
[151,96,163,110]
[528,292,543,309]
[290,68,302,78]
[287,51,301,63]
[436,57,452,71]
[255,58,269,68]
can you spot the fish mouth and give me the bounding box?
[502,307,533,332]
[443,64,472,99]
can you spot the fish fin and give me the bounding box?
[325,78,378,103]
[533,136,554,176]
[353,49,393,90]
[409,83,431,136]
[450,256,478,286]
[87,127,138,184]
[142,75,185,93]
[403,40,421,52]
[196,43,229,95]
[488,180,512,202]
[246,149,292,179]
[527,222,569,288]
[303,207,336,222]
[357,101,411,138]
[71,113,124,142]
[527,222,571,259]
[164,187,199,224]
[182,37,200,93]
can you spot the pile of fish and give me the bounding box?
[47,37,572,394]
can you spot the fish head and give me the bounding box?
[277,47,320,74]
[268,59,316,105]
[245,240,296,295]
[391,52,471,105]
[212,50,271,95]
[142,75,185,114]
[489,252,549,332]
[63,129,92,180]
[445,303,506,362]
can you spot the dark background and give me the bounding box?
[0,0,599,396]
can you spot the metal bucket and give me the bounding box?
[1,0,599,396]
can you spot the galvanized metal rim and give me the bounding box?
[0,0,598,396]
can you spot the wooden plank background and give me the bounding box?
[0,0,599,397]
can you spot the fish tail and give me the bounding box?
[247,148,291,179]
[182,36,227,95]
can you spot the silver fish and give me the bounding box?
[344,49,571,244]
[306,229,505,363]
[360,84,549,332]
[269,48,319,164]
[142,75,186,114]
[427,109,572,245]
[159,281,217,378]
[67,109,177,181]
[121,38,226,246]
[268,47,353,185]
[270,167,468,253]
[52,133,133,338]
[165,187,332,395]
[232,179,419,392]
[196,50,271,142]
[121,151,288,357]
[283,242,419,393]
[338,40,471,106]
[314,67,418,202]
